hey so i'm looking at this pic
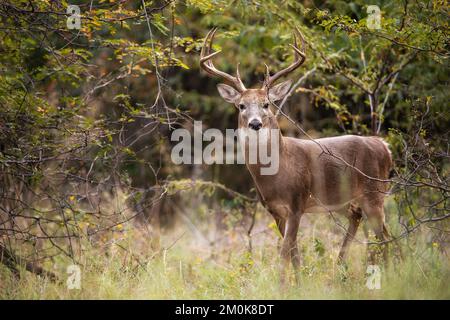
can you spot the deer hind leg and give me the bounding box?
[338,204,362,263]
[383,222,404,262]
[361,200,389,267]
[362,222,371,264]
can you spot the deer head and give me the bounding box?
[200,28,306,131]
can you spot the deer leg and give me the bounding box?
[362,223,370,264]
[280,213,301,285]
[289,213,302,285]
[268,210,286,251]
[362,203,389,267]
[275,216,286,237]
[338,205,362,263]
[276,218,286,252]
[383,222,404,262]
[375,223,389,268]
[290,231,302,285]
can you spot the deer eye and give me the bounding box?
[239,104,246,110]
[262,103,269,109]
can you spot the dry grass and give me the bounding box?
[1,201,449,299]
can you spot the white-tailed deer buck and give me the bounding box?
[200,28,392,282]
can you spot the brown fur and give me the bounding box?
[200,29,391,283]
[231,89,392,283]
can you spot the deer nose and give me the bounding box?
[249,119,262,131]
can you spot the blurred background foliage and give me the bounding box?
[0,0,448,288]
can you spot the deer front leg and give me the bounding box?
[268,209,286,252]
[280,212,302,285]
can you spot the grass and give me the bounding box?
[1,211,449,299]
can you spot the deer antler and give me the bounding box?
[200,28,246,92]
[263,28,306,89]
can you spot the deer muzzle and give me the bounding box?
[249,119,262,131]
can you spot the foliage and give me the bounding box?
[0,0,448,298]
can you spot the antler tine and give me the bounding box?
[200,28,212,57]
[293,27,306,58]
[236,63,245,90]
[200,27,220,76]
[199,28,246,92]
[200,28,218,75]
[263,63,271,88]
[262,27,307,89]
[206,27,218,68]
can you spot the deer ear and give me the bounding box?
[217,84,241,104]
[268,80,292,102]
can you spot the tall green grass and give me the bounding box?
[1,211,449,299]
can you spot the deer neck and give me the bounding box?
[238,115,285,178]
